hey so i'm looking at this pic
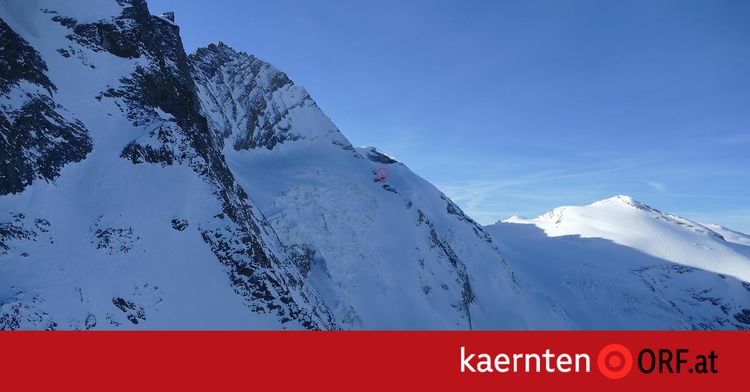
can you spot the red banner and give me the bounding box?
[0,331,744,390]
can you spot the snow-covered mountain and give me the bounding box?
[0,0,333,330]
[0,0,542,330]
[2,0,748,330]
[488,196,750,329]
[189,43,556,329]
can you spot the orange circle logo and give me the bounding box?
[597,343,633,379]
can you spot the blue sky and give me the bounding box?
[150,0,750,231]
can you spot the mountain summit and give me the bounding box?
[488,196,750,329]
[504,195,750,282]
[190,42,350,151]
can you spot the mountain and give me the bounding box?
[488,196,750,329]
[2,1,748,331]
[189,43,553,329]
[1,0,543,330]
[0,0,333,330]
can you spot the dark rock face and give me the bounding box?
[443,194,494,244]
[0,212,50,256]
[49,0,335,329]
[92,225,139,255]
[415,209,475,328]
[0,296,57,331]
[0,19,92,195]
[734,309,750,325]
[170,218,188,231]
[112,297,146,325]
[0,20,55,94]
[364,147,398,165]
[52,0,169,60]
[287,244,316,278]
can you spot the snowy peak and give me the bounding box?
[592,195,655,210]
[489,196,750,330]
[533,195,660,221]
[537,195,724,241]
[487,207,750,330]
[503,196,750,283]
[191,42,280,84]
[502,195,655,224]
[501,215,528,224]
[190,43,351,151]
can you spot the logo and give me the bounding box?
[597,344,633,379]
[458,343,717,379]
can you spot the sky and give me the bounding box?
[150,0,750,231]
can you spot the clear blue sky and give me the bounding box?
[150,0,750,231]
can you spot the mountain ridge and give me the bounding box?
[487,195,750,329]
[499,194,750,282]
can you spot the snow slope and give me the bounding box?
[489,196,750,330]
[191,43,562,329]
[704,224,750,247]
